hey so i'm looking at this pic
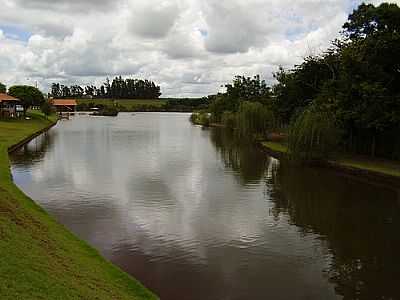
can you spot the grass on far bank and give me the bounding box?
[0,111,157,300]
[262,141,400,178]
[262,141,288,154]
[336,157,400,178]
[77,98,167,109]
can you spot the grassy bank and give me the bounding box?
[77,98,206,112]
[0,112,157,299]
[262,141,400,179]
[77,98,167,110]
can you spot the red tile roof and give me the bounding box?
[0,93,20,102]
[51,99,77,106]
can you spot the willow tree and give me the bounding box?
[288,106,341,161]
[236,101,276,139]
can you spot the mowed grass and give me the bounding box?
[0,111,158,300]
[262,141,400,178]
[336,156,400,178]
[262,141,288,154]
[77,98,167,109]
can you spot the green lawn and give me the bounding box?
[262,141,288,154]
[77,98,167,109]
[336,156,400,178]
[262,141,400,178]
[0,111,157,300]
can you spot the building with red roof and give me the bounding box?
[0,93,24,118]
[51,99,77,112]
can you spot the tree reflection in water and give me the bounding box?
[10,120,400,300]
[209,128,269,184]
[209,126,400,299]
[267,163,400,300]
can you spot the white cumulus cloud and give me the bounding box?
[0,0,393,97]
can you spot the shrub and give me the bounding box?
[236,101,275,138]
[288,106,342,161]
[40,101,54,118]
[190,112,210,126]
[221,111,236,129]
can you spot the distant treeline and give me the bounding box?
[76,97,211,112]
[164,97,210,111]
[50,76,161,99]
[195,3,400,161]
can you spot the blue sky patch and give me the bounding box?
[0,25,31,42]
[199,29,208,37]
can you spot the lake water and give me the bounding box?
[10,113,400,300]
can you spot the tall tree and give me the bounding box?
[0,82,6,93]
[8,85,45,115]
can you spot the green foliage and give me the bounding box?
[8,85,44,111]
[0,82,6,93]
[190,112,210,126]
[40,101,53,118]
[343,3,400,40]
[209,93,240,121]
[271,2,400,159]
[100,106,119,116]
[209,76,272,122]
[76,98,206,112]
[221,111,236,129]
[225,75,271,103]
[165,97,209,111]
[272,51,339,124]
[236,101,275,138]
[288,107,341,161]
[50,76,161,99]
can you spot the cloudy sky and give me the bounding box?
[0,0,396,97]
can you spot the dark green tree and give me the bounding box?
[0,82,6,93]
[8,85,45,115]
[40,101,53,119]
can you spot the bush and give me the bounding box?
[93,106,118,116]
[221,111,237,129]
[236,101,275,138]
[190,112,210,126]
[101,106,118,116]
[40,101,54,118]
[76,103,89,111]
[288,106,341,161]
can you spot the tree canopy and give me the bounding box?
[8,85,45,111]
[0,82,6,93]
[50,76,161,99]
[205,3,400,159]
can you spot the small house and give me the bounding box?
[0,93,24,118]
[51,99,77,113]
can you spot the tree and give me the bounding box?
[343,3,400,41]
[0,82,6,93]
[40,101,53,119]
[206,3,400,159]
[48,77,162,100]
[288,105,341,161]
[51,83,61,98]
[336,3,400,156]
[268,3,400,158]
[8,85,45,115]
[225,75,271,104]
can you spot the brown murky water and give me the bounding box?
[10,113,400,300]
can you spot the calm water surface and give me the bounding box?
[10,113,400,300]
